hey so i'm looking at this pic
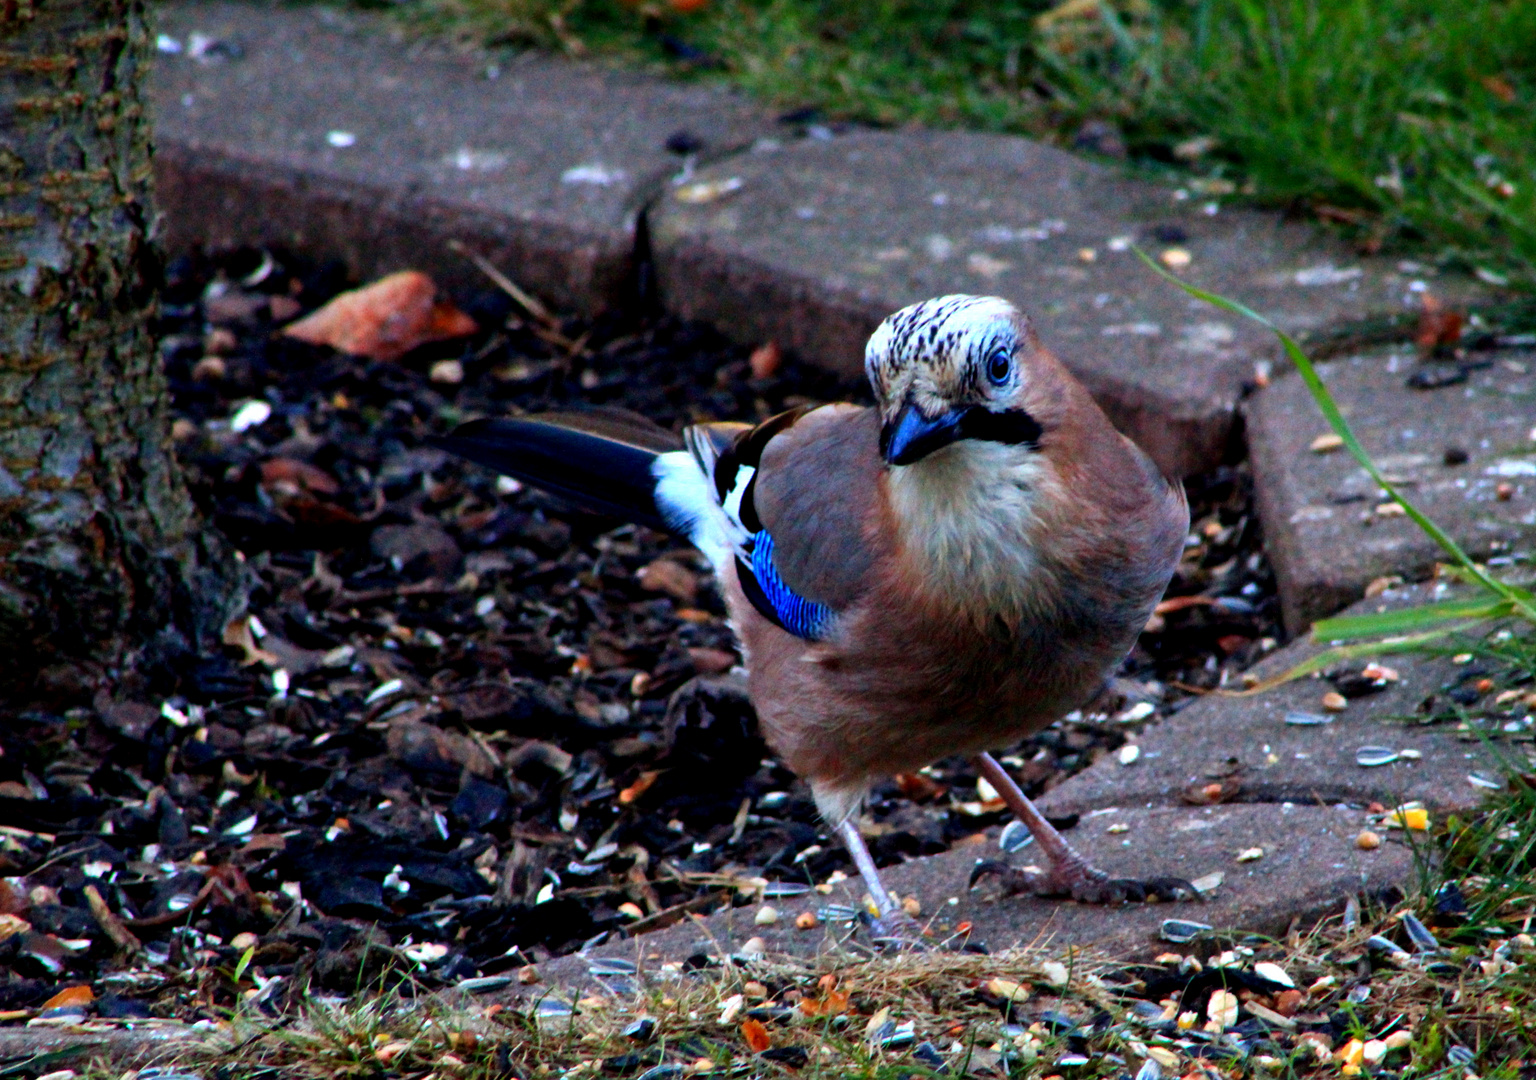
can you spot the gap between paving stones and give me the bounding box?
[151,0,1497,483]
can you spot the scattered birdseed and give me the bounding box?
[1285,711,1333,726]
[1189,872,1225,894]
[754,905,778,926]
[1118,744,1141,766]
[1161,248,1192,268]
[1160,919,1212,943]
[1322,691,1349,712]
[1310,433,1345,453]
[998,820,1035,852]
[1399,748,1422,760]
[1236,847,1264,862]
[1254,961,1295,987]
[1356,746,1400,767]
[794,911,818,930]
[1356,830,1382,850]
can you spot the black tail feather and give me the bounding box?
[430,410,683,532]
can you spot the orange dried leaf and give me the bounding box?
[41,985,93,1010]
[282,270,477,362]
[740,1018,771,1052]
[618,770,661,805]
[1414,293,1463,352]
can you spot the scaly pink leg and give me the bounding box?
[834,819,924,948]
[969,752,1197,904]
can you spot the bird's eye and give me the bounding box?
[986,349,1012,386]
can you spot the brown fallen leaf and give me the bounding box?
[741,1018,771,1052]
[1415,293,1463,353]
[282,270,477,362]
[39,984,94,1010]
[260,457,341,497]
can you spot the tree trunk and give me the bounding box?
[0,0,239,701]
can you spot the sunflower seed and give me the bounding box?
[1356,746,1400,767]
[1285,711,1333,726]
[1401,913,1439,953]
[1160,919,1212,943]
[999,820,1035,852]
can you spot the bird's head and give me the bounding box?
[865,295,1051,467]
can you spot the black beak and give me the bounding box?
[880,402,964,465]
[881,401,1044,466]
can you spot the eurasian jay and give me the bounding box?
[435,295,1193,943]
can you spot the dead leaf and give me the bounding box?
[741,1018,771,1052]
[282,271,477,362]
[748,341,782,379]
[223,615,279,667]
[40,985,93,1010]
[618,770,661,805]
[636,558,698,604]
[1415,293,1463,353]
[260,458,341,497]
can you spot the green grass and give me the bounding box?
[397,0,1536,284]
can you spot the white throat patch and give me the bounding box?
[886,439,1052,622]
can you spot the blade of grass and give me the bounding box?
[1134,246,1536,625]
[1216,626,1471,696]
[1312,597,1518,643]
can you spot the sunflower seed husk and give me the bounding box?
[1160,919,1213,943]
[1401,913,1440,953]
[1285,711,1333,726]
[999,820,1035,852]
[1356,746,1400,767]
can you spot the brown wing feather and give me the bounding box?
[748,404,886,610]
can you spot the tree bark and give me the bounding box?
[0,0,239,700]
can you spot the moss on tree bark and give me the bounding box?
[0,0,240,700]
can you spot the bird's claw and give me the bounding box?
[861,909,927,952]
[970,859,1198,905]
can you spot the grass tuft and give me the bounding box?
[399,0,1536,282]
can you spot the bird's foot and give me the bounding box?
[863,909,928,952]
[969,859,1198,905]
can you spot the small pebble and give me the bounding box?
[1321,691,1349,712]
[1356,830,1381,850]
[754,905,778,926]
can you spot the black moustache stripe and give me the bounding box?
[959,406,1043,449]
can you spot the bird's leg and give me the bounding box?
[834,819,923,948]
[969,752,1197,904]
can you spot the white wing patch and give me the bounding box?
[651,450,747,577]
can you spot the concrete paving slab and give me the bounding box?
[150,2,771,313]
[0,1023,204,1070]
[1248,346,1536,630]
[648,130,1465,477]
[1038,585,1509,818]
[525,800,1413,997]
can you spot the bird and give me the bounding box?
[433,294,1193,944]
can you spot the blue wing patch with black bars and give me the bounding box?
[735,530,833,641]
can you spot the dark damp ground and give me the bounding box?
[0,248,1279,1019]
